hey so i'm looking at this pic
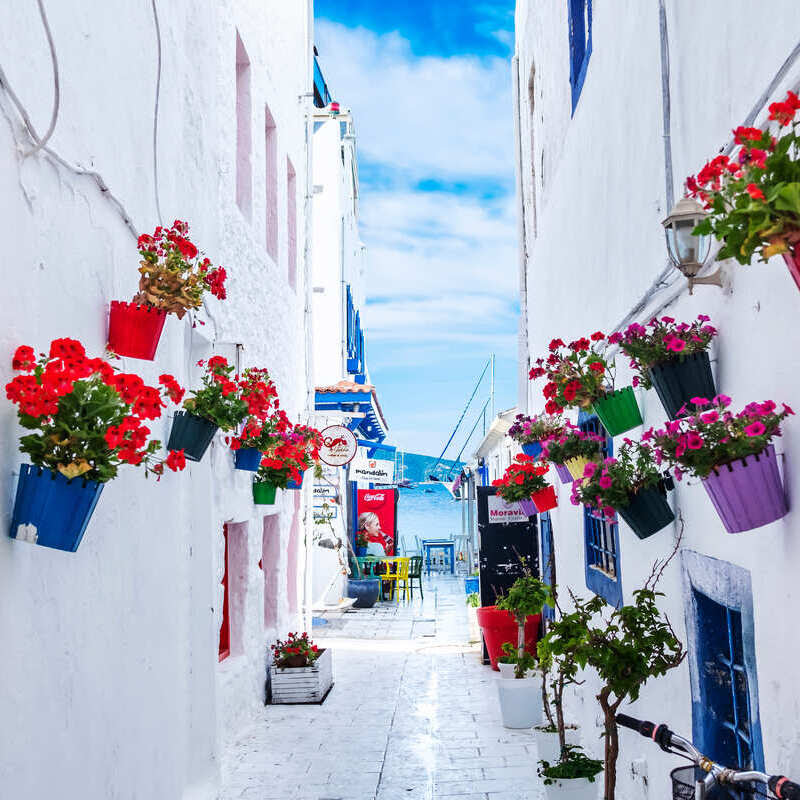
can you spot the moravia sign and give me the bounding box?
[351,457,395,484]
[318,425,357,466]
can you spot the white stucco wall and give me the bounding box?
[0,2,313,798]
[515,0,800,793]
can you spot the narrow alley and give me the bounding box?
[219,576,546,800]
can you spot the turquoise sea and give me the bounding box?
[395,482,463,553]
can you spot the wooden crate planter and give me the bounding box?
[269,648,333,704]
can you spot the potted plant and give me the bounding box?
[252,434,314,505]
[530,333,642,436]
[648,395,792,532]
[492,454,558,515]
[269,631,333,704]
[562,585,685,800]
[492,575,552,729]
[284,423,323,489]
[570,440,675,539]
[6,340,187,551]
[687,92,800,290]
[611,315,718,420]
[508,413,565,458]
[108,220,227,360]
[355,530,369,557]
[542,424,605,483]
[538,747,604,800]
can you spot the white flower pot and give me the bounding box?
[543,776,599,800]
[533,725,579,764]
[495,674,543,728]
[498,662,516,678]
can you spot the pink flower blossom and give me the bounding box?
[674,467,683,481]
[686,432,704,450]
[713,394,732,408]
[583,462,597,478]
[697,314,710,322]
[700,410,719,424]
[661,316,675,324]
[666,337,686,352]
[599,475,613,489]
[744,421,766,437]
[691,397,711,406]
[784,403,795,415]
[608,332,623,344]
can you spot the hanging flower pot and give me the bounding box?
[521,441,543,458]
[518,498,537,517]
[554,463,573,484]
[565,456,592,481]
[648,352,717,420]
[616,486,675,539]
[107,301,167,361]
[167,411,218,462]
[702,444,788,533]
[592,386,643,436]
[782,246,800,292]
[286,471,305,490]
[234,447,262,471]
[10,465,104,552]
[532,486,558,513]
[253,482,277,505]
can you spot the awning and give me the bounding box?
[315,380,389,443]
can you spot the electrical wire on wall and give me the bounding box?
[150,0,164,226]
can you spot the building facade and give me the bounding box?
[0,2,314,797]
[514,0,800,793]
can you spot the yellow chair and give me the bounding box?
[390,558,411,604]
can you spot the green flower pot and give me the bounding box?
[253,482,277,505]
[592,387,643,436]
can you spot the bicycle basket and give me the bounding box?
[671,766,742,800]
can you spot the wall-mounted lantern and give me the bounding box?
[662,196,722,294]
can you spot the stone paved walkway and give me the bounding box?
[219,575,547,800]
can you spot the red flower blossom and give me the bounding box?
[590,331,605,341]
[745,183,765,201]
[166,449,187,471]
[12,346,36,371]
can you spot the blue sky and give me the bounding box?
[315,0,518,457]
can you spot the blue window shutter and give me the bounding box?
[540,513,555,621]
[568,0,592,113]
[578,412,622,606]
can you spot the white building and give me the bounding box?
[514,0,800,794]
[0,3,314,798]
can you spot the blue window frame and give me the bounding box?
[345,285,365,378]
[567,0,592,113]
[313,56,332,109]
[682,551,764,776]
[540,512,555,621]
[578,412,622,607]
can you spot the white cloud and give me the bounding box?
[315,21,514,178]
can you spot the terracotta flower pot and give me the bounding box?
[253,482,277,505]
[702,444,788,533]
[616,486,674,539]
[475,606,541,670]
[167,411,218,462]
[10,465,104,552]
[782,245,800,291]
[107,301,167,360]
[592,386,643,436]
[648,351,717,420]
[532,486,558,513]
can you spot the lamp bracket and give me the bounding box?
[687,267,724,295]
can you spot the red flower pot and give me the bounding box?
[782,246,800,292]
[532,486,557,513]
[107,301,167,360]
[475,606,541,670]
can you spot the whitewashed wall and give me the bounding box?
[0,1,313,798]
[515,0,800,795]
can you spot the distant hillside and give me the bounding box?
[396,451,464,484]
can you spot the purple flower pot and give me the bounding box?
[521,441,543,458]
[518,498,537,517]
[702,444,788,533]
[554,463,572,484]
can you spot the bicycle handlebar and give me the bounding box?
[770,776,800,800]
[616,714,800,799]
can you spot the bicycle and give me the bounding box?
[616,713,800,800]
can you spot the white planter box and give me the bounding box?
[269,648,333,704]
[495,674,543,728]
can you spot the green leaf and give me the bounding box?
[775,183,800,218]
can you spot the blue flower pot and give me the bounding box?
[286,472,305,490]
[10,465,104,552]
[234,447,262,471]
[167,411,218,462]
[355,545,368,557]
[521,441,543,458]
[464,576,479,594]
[347,578,381,608]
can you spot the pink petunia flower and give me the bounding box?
[686,432,704,450]
[744,421,766,437]
[713,394,732,408]
[599,475,613,489]
[666,337,686,352]
[700,410,719,424]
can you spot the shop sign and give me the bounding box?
[351,457,395,484]
[318,425,357,466]
[487,494,529,524]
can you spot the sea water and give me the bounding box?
[395,482,463,553]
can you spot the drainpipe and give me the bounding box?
[511,53,530,414]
